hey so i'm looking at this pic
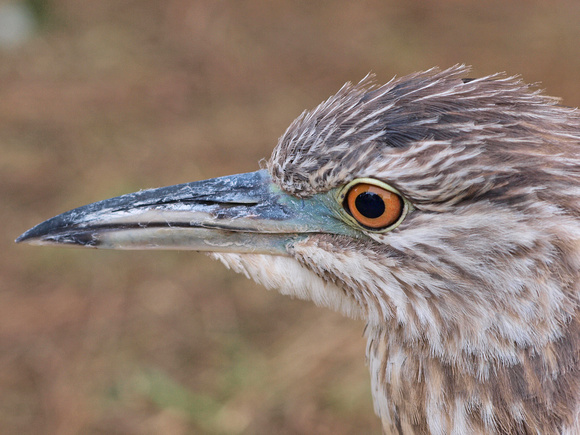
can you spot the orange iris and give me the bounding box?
[345,183,403,229]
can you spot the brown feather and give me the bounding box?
[219,65,580,433]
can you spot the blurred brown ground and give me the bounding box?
[2,1,580,434]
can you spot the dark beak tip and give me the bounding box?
[15,228,97,247]
[15,228,37,244]
[16,221,62,245]
[15,214,73,245]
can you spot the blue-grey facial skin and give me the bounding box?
[16,170,362,255]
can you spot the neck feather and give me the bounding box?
[366,314,580,435]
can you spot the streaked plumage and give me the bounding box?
[17,66,580,434]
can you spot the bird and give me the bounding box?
[16,65,580,434]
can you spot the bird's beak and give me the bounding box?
[16,170,357,255]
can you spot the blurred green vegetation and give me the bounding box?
[2,1,580,434]
[25,0,50,23]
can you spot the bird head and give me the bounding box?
[17,65,580,355]
[17,65,580,433]
[266,65,580,362]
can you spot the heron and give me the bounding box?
[16,65,580,434]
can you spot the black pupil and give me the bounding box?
[355,192,385,219]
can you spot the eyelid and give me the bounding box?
[337,178,413,233]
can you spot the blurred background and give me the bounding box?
[3,1,580,434]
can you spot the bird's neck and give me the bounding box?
[365,316,580,435]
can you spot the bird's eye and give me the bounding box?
[339,179,408,231]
